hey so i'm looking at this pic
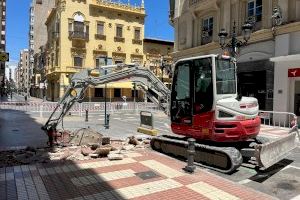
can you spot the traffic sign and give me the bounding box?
[0,52,9,62]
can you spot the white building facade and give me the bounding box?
[169,0,300,114]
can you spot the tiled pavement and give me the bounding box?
[0,149,277,200]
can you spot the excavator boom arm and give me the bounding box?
[42,65,171,133]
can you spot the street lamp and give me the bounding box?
[103,56,109,129]
[218,21,253,57]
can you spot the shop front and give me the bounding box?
[270,54,300,116]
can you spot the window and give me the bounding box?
[171,61,192,123]
[97,22,104,35]
[94,88,103,97]
[74,21,84,33]
[74,56,83,67]
[114,88,121,97]
[116,25,123,37]
[55,50,59,66]
[202,17,213,45]
[68,22,73,32]
[216,58,236,94]
[95,56,107,67]
[134,28,140,40]
[51,53,54,67]
[248,0,262,22]
[114,60,124,64]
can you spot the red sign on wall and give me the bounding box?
[288,68,300,77]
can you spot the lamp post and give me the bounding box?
[218,21,253,58]
[103,56,109,129]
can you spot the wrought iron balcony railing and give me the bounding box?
[68,31,89,40]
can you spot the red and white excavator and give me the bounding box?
[42,54,298,173]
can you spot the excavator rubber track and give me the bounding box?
[150,135,243,174]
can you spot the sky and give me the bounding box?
[6,0,174,75]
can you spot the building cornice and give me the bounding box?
[172,21,300,59]
[90,0,146,17]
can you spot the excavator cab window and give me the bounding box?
[171,61,192,124]
[193,58,213,114]
[216,58,236,95]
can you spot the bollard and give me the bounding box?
[184,138,196,173]
[105,114,110,129]
[85,109,88,122]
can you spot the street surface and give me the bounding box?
[0,94,300,199]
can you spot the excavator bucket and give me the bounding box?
[254,132,297,169]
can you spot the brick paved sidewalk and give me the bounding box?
[0,149,277,200]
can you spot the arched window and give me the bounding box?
[74,13,84,22]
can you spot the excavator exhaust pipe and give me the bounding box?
[254,132,297,169]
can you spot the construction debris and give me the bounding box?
[69,128,103,146]
[0,132,150,167]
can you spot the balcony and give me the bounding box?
[69,31,89,41]
[114,37,125,43]
[95,34,106,40]
[132,39,142,45]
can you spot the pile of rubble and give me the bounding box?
[0,128,151,167]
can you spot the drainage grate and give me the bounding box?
[135,171,160,180]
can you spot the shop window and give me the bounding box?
[94,88,103,97]
[95,56,107,67]
[132,90,138,98]
[114,88,121,97]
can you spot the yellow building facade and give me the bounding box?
[45,0,146,101]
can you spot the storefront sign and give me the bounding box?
[288,68,300,77]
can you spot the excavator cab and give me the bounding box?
[171,54,261,142]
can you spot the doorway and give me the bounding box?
[294,81,300,116]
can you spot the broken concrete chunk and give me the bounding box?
[128,136,140,146]
[81,146,94,156]
[108,153,124,160]
[89,143,100,150]
[95,147,111,157]
[122,145,135,151]
[143,139,151,144]
[89,153,99,159]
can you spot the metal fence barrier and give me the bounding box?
[259,110,297,129]
[0,101,161,117]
